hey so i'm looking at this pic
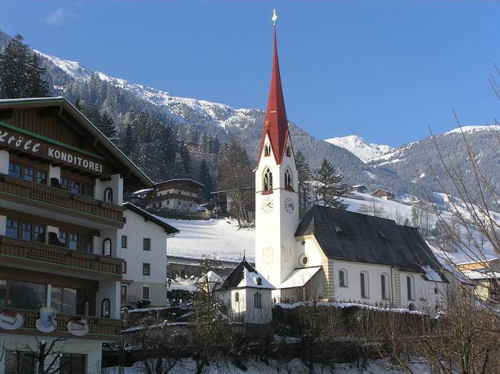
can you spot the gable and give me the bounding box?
[0,97,152,190]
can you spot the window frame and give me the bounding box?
[103,188,113,203]
[101,298,111,318]
[143,238,151,251]
[102,238,112,257]
[143,263,151,276]
[121,235,127,249]
[381,273,390,300]
[339,269,348,288]
[263,167,273,192]
[360,271,369,299]
[142,286,150,300]
[253,292,262,309]
[407,275,415,301]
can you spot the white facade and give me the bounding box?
[216,264,275,324]
[255,134,300,300]
[118,206,172,307]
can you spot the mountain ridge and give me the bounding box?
[1,30,498,206]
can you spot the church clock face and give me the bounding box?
[284,197,295,214]
[261,196,274,213]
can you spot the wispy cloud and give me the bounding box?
[45,7,78,26]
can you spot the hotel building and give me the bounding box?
[0,97,159,374]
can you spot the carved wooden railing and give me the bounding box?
[0,236,123,277]
[0,174,124,225]
[0,307,122,340]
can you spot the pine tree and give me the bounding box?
[295,151,312,217]
[0,34,49,98]
[311,159,348,209]
[218,139,254,227]
[99,111,117,139]
[121,124,134,156]
[27,53,49,97]
[198,133,209,154]
[0,35,29,98]
[199,159,214,200]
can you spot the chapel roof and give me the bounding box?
[216,258,275,291]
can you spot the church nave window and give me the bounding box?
[339,269,348,288]
[360,271,369,298]
[264,144,271,157]
[407,276,415,301]
[381,273,389,300]
[263,168,273,193]
[284,169,293,190]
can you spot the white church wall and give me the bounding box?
[332,260,394,306]
[398,270,447,312]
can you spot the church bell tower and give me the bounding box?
[255,10,300,299]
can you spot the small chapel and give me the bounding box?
[252,11,449,312]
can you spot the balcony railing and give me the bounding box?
[0,307,121,341]
[0,236,123,279]
[0,174,124,227]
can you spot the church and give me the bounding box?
[253,14,449,312]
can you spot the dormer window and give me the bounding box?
[263,168,273,192]
[264,144,271,157]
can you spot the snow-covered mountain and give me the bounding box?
[1,30,498,205]
[324,135,394,163]
[36,50,258,131]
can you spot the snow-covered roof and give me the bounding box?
[216,259,275,291]
[206,271,222,283]
[155,178,204,188]
[421,265,446,282]
[237,268,275,290]
[280,266,322,289]
[462,270,500,280]
[131,188,153,195]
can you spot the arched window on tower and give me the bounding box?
[264,144,271,157]
[263,168,273,193]
[284,169,293,190]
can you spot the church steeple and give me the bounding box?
[257,12,290,165]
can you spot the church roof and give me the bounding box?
[295,205,447,281]
[280,266,322,289]
[257,26,290,166]
[216,259,275,291]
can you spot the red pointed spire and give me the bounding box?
[257,24,290,165]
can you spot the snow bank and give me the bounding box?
[103,357,429,373]
[160,218,255,261]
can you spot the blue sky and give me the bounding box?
[1,0,499,147]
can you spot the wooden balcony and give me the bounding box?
[0,236,123,280]
[0,307,121,341]
[0,174,124,227]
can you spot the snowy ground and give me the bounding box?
[103,357,430,373]
[159,192,497,267]
[161,217,255,262]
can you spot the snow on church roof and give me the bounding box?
[280,266,322,289]
[216,259,275,291]
[237,268,275,290]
